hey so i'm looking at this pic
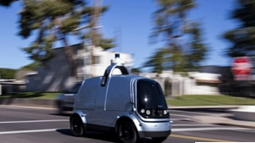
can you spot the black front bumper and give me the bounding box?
[139,130,171,138]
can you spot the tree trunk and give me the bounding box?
[54,16,78,80]
[89,0,101,78]
[62,35,78,80]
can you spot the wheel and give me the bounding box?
[118,121,138,143]
[70,116,86,137]
[57,101,64,114]
[152,137,168,143]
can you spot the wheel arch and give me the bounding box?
[115,116,139,136]
[70,113,86,137]
[70,110,87,124]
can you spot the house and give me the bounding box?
[140,67,222,96]
[25,44,133,92]
[25,43,232,96]
[0,79,25,94]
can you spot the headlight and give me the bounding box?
[146,110,151,115]
[163,110,168,115]
[140,109,145,113]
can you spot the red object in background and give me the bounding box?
[232,57,253,80]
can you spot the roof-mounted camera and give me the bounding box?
[111,53,124,66]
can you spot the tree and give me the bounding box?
[131,68,141,74]
[0,68,16,79]
[0,0,18,7]
[145,0,207,73]
[144,48,165,73]
[20,62,40,71]
[223,0,255,57]
[1,0,115,79]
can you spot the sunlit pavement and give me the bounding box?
[0,105,254,143]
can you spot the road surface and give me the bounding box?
[0,105,254,143]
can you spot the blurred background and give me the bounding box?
[1,2,255,142]
[0,0,255,101]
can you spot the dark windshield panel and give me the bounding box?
[137,79,167,110]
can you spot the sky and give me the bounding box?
[0,0,238,70]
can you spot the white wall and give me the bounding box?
[26,45,133,92]
[81,47,133,77]
[140,71,221,96]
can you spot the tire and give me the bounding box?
[152,137,168,143]
[70,116,86,137]
[57,101,64,114]
[118,121,138,143]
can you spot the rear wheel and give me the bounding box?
[57,101,64,114]
[118,121,138,143]
[152,137,168,143]
[70,116,86,137]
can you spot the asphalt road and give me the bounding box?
[0,105,254,143]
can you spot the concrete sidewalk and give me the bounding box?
[0,98,55,108]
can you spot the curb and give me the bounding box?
[191,116,255,129]
[0,98,55,108]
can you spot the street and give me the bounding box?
[0,105,254,143]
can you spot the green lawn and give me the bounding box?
[0,92,62,99]
[166,95,255,106]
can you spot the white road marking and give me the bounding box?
[172,127,249,132]
[0,128,60,135]
[0,119,68,124]
[172,124,217,127]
